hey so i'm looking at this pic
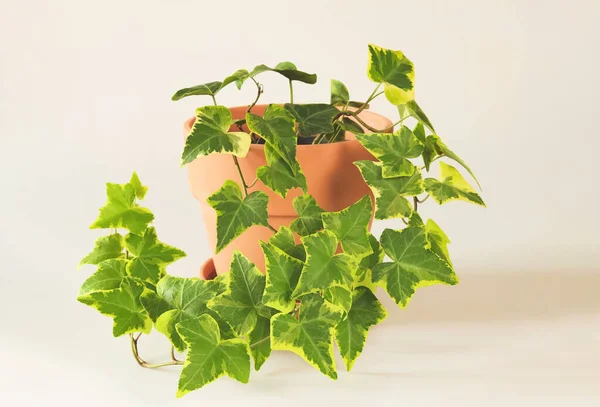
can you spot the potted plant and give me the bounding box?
[77,44,485,397]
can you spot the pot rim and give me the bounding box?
[183,104,393,151]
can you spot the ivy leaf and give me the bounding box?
[78,276,152,337]
[354,234,383,292]
[373,226,458,308]
[171,69,249,101]
[90,182,154,234]
[284,103,340,137]
[424,162,485,207]
[367,44,415,104]
[323,286,352,314]
[290,194,325,236]
[425,219,452,266]
[338,117,364,134]
[222,69,250,90]
[249,62,317,84]
[412,121,426,143]
[208,252,273,336]
[268,226,305,262]
[176,315,250,397]
[355,126,424,178]
[129,172,148,200]
[321,195,373,258]
[140,275,230,351]
[292,230,358,298]
[271,294,343,379]
[427,135,481,189]
[331,79,350,106]
[181,106,251,165]
[256,143,307,198]
[355,160,423,220]
[422,135,439,171]
[124,227,186,283]
[406,100,435,133]
[335,287,388,371]
[78,258,128,297]
[207,180,270,253]
[261,241,303,313]
[79,233,124,268]
[248,315,271,371]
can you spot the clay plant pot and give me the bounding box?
[184,104,392,276]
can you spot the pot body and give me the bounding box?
[185,104,392,275]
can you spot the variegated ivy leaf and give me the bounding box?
[208,252,274,336]
[290,194,325,236]
[256,143,307,198]
[284,103,340,137]
[425,219,452,266]
[356,126,424,178]
[422,135,439,171]
[412,121,426,143]
[355,160,423,220]
[207,180,270,253]
[176,315,250,397]
[248,315,271,371]
[171,69,249,101]
[78,276,152,337]
[338,117,364,134]
[261,240,303,313]
[406,100,435,133]
[181,106,251,165]
[292,230,358,298]
[330,79,350,106]
[78,258,128,297]
[271,294,343,379]
[373,226,458,308]
[323,286,352,314]
[321,195,373,258]
[268,226,306,262]
[426,134,481,189]
[140,275,231,352]
[424,162,485,207]
[354,234,384,292]
[335,287,388,371]
[124,227,186,283]
[79,233,124,268]
[129,171,148,200]
[90,180,154,234]
[247,105,298,170]
[367,44,415,104]
[249,62,317,84]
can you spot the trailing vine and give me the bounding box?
[77,44,485,397]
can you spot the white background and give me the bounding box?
[1,0,599,405]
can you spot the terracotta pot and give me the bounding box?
[184,104,392,276]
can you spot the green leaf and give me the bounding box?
[284,103,340,137]
[181,106,251,165]
[355,126,423,178]
[429,135,481,189]
[208,252,272,336]
[129,172,148,200]
[338,117,364,134]
[124,227,186,283]
[140,275,229,351]
[79,233,124,268]
[323,285,352,314]
[290,194,325,236]
[90,183,154,234]
[424,162,485,207]
[330,79,350,106]
[222,69,249,90]
[292,230,358,298]
[78,258,128,296]
[78,276,152,337]
[171,81,223,101]
[261,241,303,313]
[373,226,458,308]
[256,143,307,198]
[268,226,305,262]
[367,44,415,104]
[406,100,435,133]
[422,135,438,171]
[321,195,373,258]
[355,160,423,220]
[354,234,383,292]
[335,287,387,371]
[425,219,452,266]
[207,180,270,253]
[271,294,342,379]
[250,62,317,84]
[176,315,250,397]
[248,315,271,371]
[412,121,426,143]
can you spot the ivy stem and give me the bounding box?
[354,84,382,116]
[340,111,382,133]
[170,346,182,363]
[210,95,217,106]
[288,80,294,104]
[413,197,419,212]
[250,336,270,349]
[247,177,259,188]
[232,156,249,197]
[129,334,183,369]
[266,223,278,233]
[247,78,262,113]
[416,195,430,204]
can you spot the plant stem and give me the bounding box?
[340,111,381,133]
[288,80,294,104]
[210,94,217,106]
[247,78,262,113]
[354,84,381,116]
[250,336,270,349]
[266,223,278,233]
[129,334,183,369]
[170,346,181,363]
[232,156,249,197]
[413,196,418,212]
[416,195,430,204]
[247,177,259,188]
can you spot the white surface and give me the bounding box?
[1,0,599,405]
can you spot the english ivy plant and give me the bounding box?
[78,44,485,397]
